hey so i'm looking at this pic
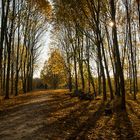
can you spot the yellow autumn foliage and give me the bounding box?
[41,49,67,88]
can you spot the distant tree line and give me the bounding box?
[41,48,67,89]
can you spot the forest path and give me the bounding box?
[0,90,140,140]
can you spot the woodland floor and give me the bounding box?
[0,89,140,140]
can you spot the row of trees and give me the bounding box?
[0,0,51,98]
[51,0,140,109]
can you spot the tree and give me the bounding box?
[52,0,140,110]
[0,0,51,98]
[41,49,67,89]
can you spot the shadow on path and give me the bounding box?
[114,103,137,140]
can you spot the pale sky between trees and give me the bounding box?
[33,30,51,78]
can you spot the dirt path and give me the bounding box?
[0,90,140,140]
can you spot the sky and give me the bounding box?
[33,0,53,78]
[33,29,51,78]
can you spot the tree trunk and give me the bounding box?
[110,0,126,109]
